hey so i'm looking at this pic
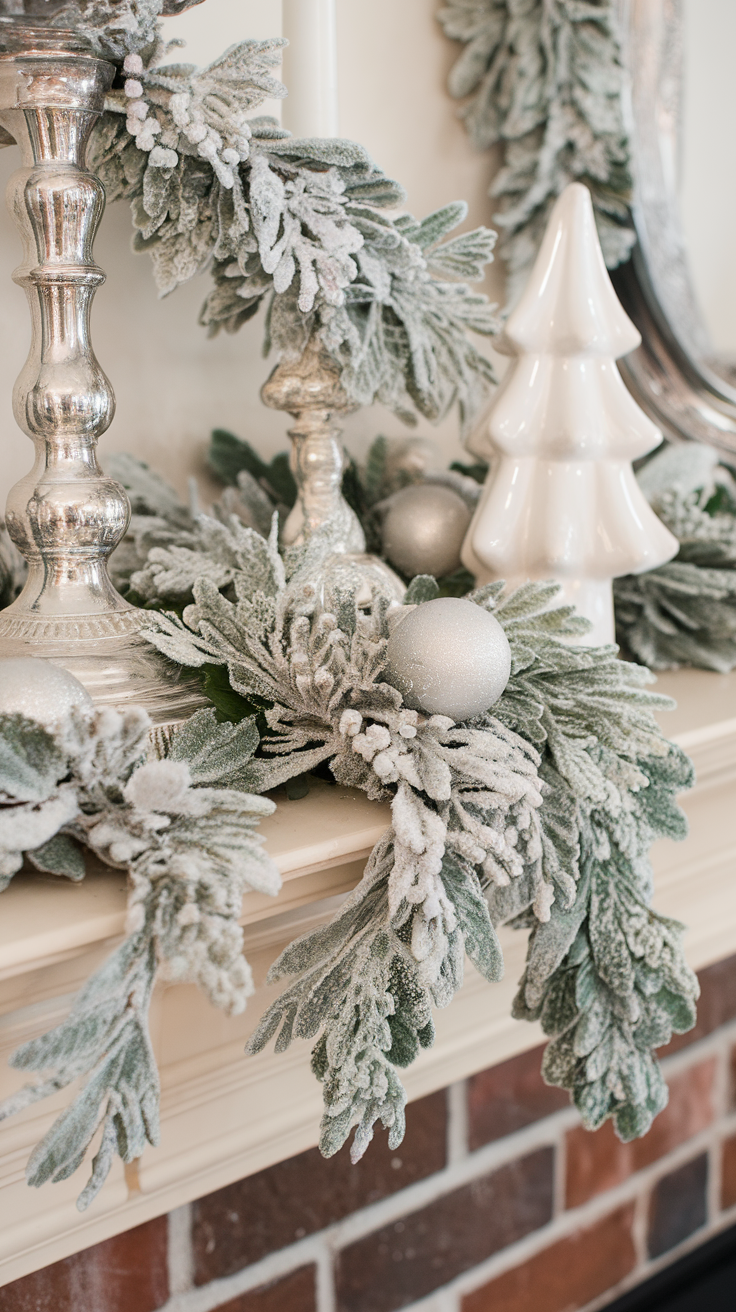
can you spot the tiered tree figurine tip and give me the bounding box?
[462,182,678,646]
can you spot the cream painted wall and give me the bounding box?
[0,0,501,511]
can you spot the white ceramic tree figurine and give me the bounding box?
[461,183,678,645]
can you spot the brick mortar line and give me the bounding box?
[167,1202,194,1297]
[326,1110,571,1249]
[164,1115,736,1312]
[660,1017,736,1077]
[159,1233,333,1312]
[315,1242,335,1312]
[398,1288,457,1312]
[630,1187,650,1270]
[327,1083,736,1256]
[553,1115,567,1219]
[411,1199,736,1312]
[708,1040,730,1221]
[155,1111,571,1312]
[447,1080,468,1166]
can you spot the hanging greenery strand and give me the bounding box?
[0,704,279,1208]
[0,440,700,1199]
[438,0,635,299]
[69,12,498,434]
[0,0,704,1204]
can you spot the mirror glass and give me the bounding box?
[680,0,736,376]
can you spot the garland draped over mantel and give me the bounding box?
[614,443,736,672]
[0,442,699,1203]
[0,701,278,1205]
[0,0,707,1211]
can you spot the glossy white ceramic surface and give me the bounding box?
[462,183,678,645]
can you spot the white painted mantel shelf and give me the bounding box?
[2,668,736,1285]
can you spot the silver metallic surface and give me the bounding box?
[0,22,203,722]
[261,335,404,601]
[261,335,365,552]
[381,483,472,581]
[613,0,736,453]
[386,597,511,721]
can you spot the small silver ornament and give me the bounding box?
[386,598,511,721]
[381,484,473,580]
[383,437,439,490]
[0,657,93,727]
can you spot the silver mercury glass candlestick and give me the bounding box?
[0,8,202,723]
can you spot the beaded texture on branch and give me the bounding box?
[87,31,499,434]
[438,0,635,299]
[483,583,698,1139]
[0,703,278,1208]
[142,539,551,1159]
[8,5,499,433]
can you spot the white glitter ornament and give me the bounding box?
[0,658,93,728]
[386,598,511,721]
[381,484,472,580]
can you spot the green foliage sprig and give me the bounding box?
[614,444,736,672]
[0,441,700,1191]
[0,702,278,1208]
[438,0,635,298]
[2,4,500,434]
[14,0,204,62]
[485,584,697,1137]
[49,8,499,435]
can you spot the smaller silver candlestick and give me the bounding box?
[261,336,404,602]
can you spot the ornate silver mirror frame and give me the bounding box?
[612,0,736,454]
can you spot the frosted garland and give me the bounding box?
[0,0,711,1205]
[96,457,699,1161]
[438,0,635,300]
[0,691,278,1207]
[614,444,736,671]
[28,0,500,436]
[0,438,701,1200]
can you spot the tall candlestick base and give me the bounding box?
[0,20,203,724]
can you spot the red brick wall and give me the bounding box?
[3,953,736,1312]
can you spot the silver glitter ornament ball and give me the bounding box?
[0,657,93,727]
[386,598,511,721]
[381,484,472,580]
